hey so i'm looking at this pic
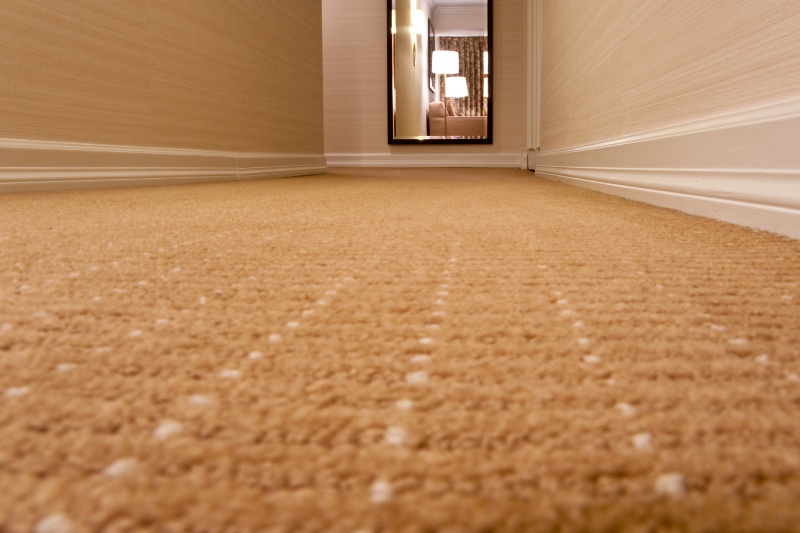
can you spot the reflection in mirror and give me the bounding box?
[388,0,492,144]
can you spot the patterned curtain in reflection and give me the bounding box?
[438,36,488,117]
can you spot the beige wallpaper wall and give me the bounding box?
[540,0,800,153]
[0,0,323,154]
[323,0,527,160]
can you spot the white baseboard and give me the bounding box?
[326,153,527,168]
[537,98,800,240]
[0,139,327,192]
[235,154,328,180]
[526,149,538,171]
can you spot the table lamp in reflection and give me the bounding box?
[445,76,468,99]
[431,50,459,97]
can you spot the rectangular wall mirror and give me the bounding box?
[388,0,493,144]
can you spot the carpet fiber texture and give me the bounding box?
[1,168,799,532]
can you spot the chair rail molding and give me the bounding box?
[0,138,327,192]
[536,98,800,240]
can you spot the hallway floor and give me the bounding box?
[1,168,799,532]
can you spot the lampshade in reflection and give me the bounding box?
[446,76,468,98]
[390,7,424,35]
[483,77,488,97]
[483,51,489,73]
[413,10,426,35]
[431,50,459,74]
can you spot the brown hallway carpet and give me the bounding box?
[1,168,799,532]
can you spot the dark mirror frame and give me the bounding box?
[387,0,493,145]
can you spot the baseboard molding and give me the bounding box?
[537,98,800,240]
[236,154,328,181]
[526,149,538,171]
[326,153,527,168]
[0,139,327,192]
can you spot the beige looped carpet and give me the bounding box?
[1,168,799,532]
